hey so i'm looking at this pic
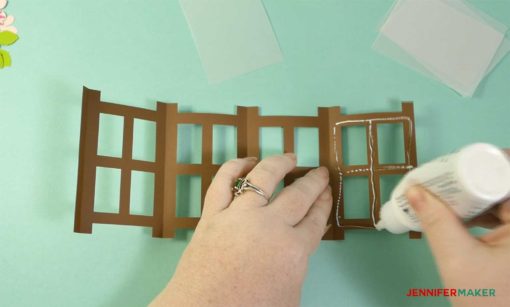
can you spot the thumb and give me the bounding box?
[406,186,479,260]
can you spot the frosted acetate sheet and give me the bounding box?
[373,0,509,97]
[179,0,283,83]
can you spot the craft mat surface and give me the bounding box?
[1,1,509,306]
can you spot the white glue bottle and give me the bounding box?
[375,143,510,234]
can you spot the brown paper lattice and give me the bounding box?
[75,87,420,240]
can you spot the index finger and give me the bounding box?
[295,186,333,253]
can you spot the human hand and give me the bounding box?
[151,154,332,307]
[465,199,510,229]
[406,186,510,307]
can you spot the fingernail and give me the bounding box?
[245,156,258,161]
[406,186,426,211]
[284,152,297,160]
[323,224,332,235]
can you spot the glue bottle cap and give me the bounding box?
[457,143,510,202]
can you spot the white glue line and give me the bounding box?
[333,116,414,228]
[345,165,413,174]
[368,120,376,225]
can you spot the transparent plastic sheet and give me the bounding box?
[446,0,507,33]
[373,0,510,97]
[489,38,510,73]
[447,0,510,75]
[373,33,510,93]
[379,0,505,96]
[179,0,283,84]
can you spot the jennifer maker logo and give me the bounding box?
[406,288,496,297]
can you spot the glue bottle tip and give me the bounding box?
[374,220,385,231]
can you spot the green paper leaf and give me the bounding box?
[0,31,19,46]
[0,49,12,67]
[0,53,4,69]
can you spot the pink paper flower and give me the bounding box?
[0,0,16,34]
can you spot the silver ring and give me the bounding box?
[232,177,269,200]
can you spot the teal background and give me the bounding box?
[1,0,509,306]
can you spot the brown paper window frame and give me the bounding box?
[75,87,420,240]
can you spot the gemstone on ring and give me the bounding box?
[234,178,244,192]
[232,177,268,200]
